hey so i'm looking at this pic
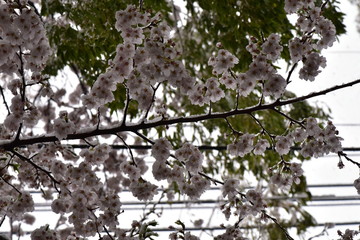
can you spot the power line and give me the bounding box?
[1,221,359,235]
[326,51,360,54]
[31,201,360,212]
[335,123,360,126]
[58,144,360,152]
[30,195,360,210]
[26,183,357,195]
[137,222,360,232]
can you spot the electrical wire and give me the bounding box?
[1,221,359,235]
[55,144,360,152]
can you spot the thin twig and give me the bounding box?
[139,0,144,11]
[208,102,212,115]
[225,117,241,135]
[198,172,224,186]
[308,225,329,240]
[133,131,155,145]
[262,211,295,240]
[0,85,10,115]
[1,176,21,194]
[96,108,101,130]
[235,89,240,109]
[286,63,298,84]
[0,214,6,227]
[17,47,26,103]
[271,107,305,128]
[228,69,240,109]
[28,1,42,21]
[115,133,137,165]
[11,151,60,191]
[82,138,96,148]
[142,83,161,123]
[321,0,330,10]
[14,123,23,143]
[70,64,88,95]
[249,113,275,140]
[103,226,115,240]
[338,151,360,168]
[121,87,131,127]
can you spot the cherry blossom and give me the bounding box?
[0,0,358,239]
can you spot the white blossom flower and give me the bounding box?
[253,139,270,155]
[129,180,158,201]
[208,49,239,75]
[222,178,240,200]
[275,135,293,155]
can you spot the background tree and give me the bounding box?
[38,1,346,236]
[40,0,345,175]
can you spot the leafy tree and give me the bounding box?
[0,0,359,239]
[39,0,344,175]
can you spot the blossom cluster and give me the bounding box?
[240,36,287,99]
[151,139,211,199]
[208,49,239,75]
[1,2,51,133]
[221,178,240,201]
[82,5,196,111]
[227,133,255,157]
[30,225,58,240]
[353,177,360,194]
[0,4,50,74]
[202,34,287,103]
[230,118,343,160]
[300,118,342,158]
[225,117,341,192]
[53,111,76,140]
[175,143,204,173]
[228,134,271,158]
[214,226,245,240]
[270,162,304,190]
[188,77,225,106]
[6,192,34,221]
[287,0,336,81]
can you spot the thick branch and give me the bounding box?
[1,79,360,151]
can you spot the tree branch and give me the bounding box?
[116,133,136,165]
[10,151,60,190]
[286,62,298,84]
[338,151,360,168]
[121,87,131,127]
[0,85,10,115]
[271,108,305,127]
[1,79,360,151]
[262,211,295,240]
